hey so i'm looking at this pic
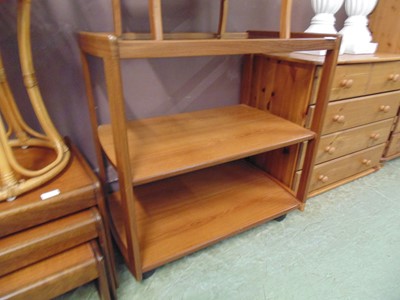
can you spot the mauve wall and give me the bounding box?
[0,0,346,169]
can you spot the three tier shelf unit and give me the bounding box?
[79,0,340,281]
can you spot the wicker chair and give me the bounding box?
[0,0,70,202]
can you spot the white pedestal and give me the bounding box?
[344,42,378,54]
[303,0,344,55]
[339,0,379,54]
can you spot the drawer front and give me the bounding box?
[367,61,400,94]
[314,91,400,134]
[0,243,99,300]
[0,209,99,277]
[385,132,400,157]
[309,144,385,192]
[329,64,371,100]
[316,119,393,164]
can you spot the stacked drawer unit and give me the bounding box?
[242,53,400,197]
[0,146,115,299]
[304,55,400,195]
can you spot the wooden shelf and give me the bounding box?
[99,104,315,185]
[0,243,99,299]
[108,160,300,272]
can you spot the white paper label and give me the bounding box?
[40,189,61,200]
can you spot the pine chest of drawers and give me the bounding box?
[242,53,400,197]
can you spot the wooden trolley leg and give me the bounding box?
[102,38,143,280]
[80,50,118,288]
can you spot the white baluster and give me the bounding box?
[305,0,344,34]
[303,0,344,55]
[339,0,379,54]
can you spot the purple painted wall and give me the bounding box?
[0,0,346,169]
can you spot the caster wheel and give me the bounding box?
[143,269,156,280]
[274,214,287,222]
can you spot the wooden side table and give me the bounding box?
[0,145,115,299]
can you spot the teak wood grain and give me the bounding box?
[78,0,341,280]
[111,0,122,35]
[148,0,163,40]
[0,145,116,298]
[117,38,337,59]
[98,104,315,185]
[121,32,249,40]
[103,54,142,280]
[280,0,292,39]
[217,0,229,37]
[79,32,338,59]
[0,209,99,277]
[108,160,300,272]
[0,146,99,237]
[0,243,100,300]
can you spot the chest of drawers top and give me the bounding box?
[269,52,400,101]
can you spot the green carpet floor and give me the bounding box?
[60,158,400,300]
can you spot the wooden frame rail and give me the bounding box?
[79,32,339,59]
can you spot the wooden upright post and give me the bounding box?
[111,0,122,36]
[280,0,292,38]
[218,0,229,38]
[148,0,163,40]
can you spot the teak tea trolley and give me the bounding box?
[79,0,341,281]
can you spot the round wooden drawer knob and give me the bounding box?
[370,133,380,140]
[388,74,400,82]
[362,159,372,166]
[333,114,345,123]
[379,105,391,113]
[318,175,329,183]
[340,79,354,88]
[324,146,336,154]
